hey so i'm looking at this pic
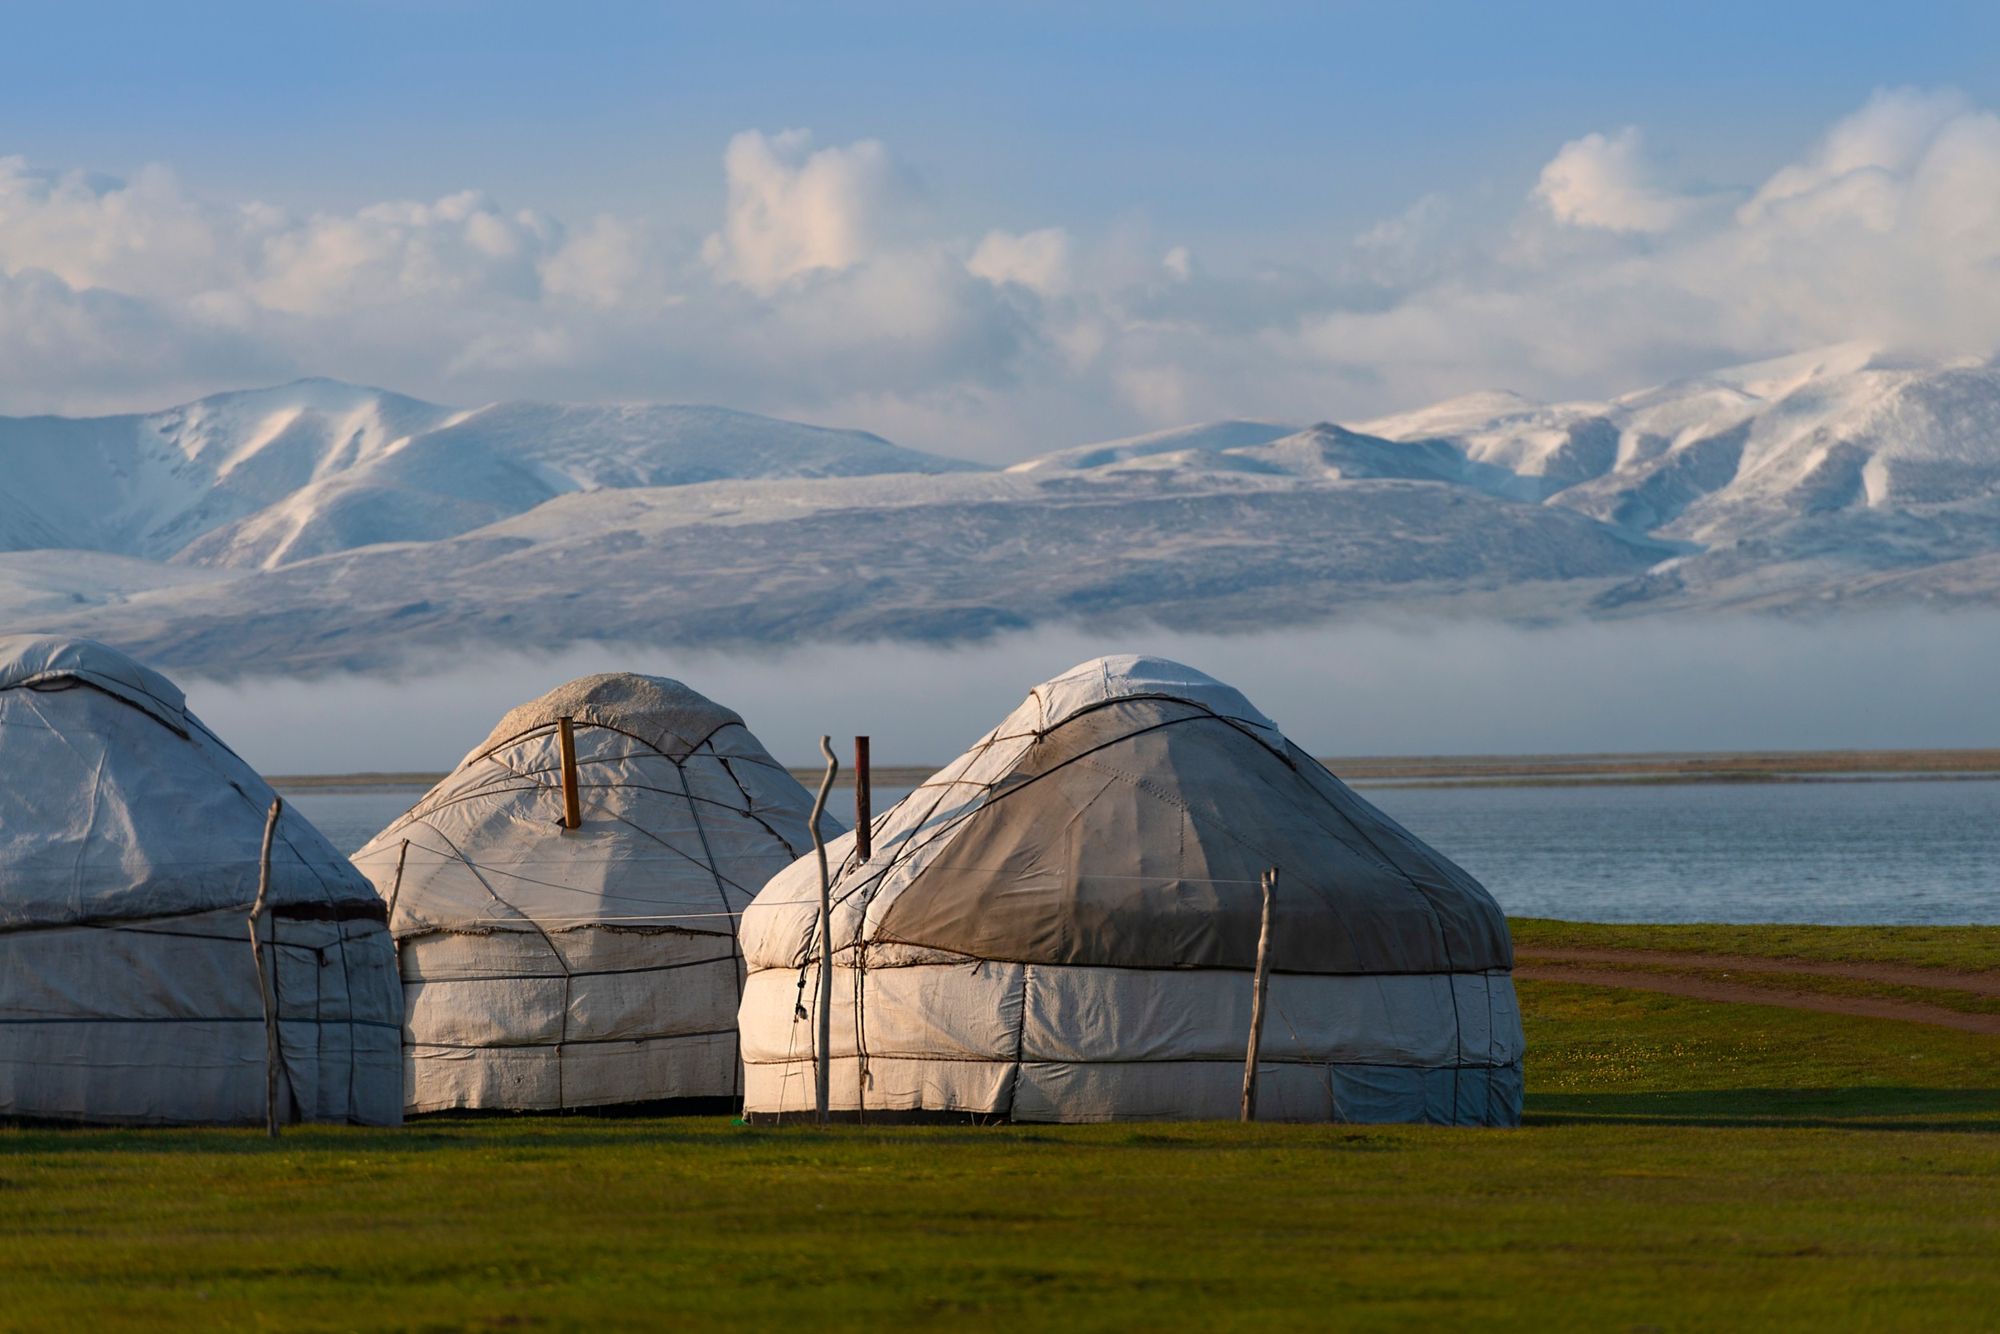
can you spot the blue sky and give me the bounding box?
[11,3,1995,232]
[4,2,2000,455]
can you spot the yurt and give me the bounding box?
[0,636,402,1126]
[352,673,838,1114]
[739,655,1522,1126]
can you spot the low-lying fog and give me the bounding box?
[184,612,2000,774]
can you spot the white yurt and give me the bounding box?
[739,655,1523,1126]
[0,636,402,1126]
[352,673,838,1114]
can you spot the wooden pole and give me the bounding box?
[247,795,284,1139]
[808,736,840,1124]
[1240,866,1278,1123]
[853,735,872,861]
[558,715,582,831]
[385,837,410,921]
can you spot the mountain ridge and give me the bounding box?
[0,381,974,571]
[8,348,2000,674]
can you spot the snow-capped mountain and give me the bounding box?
[9,349,2000,675]
[1360,344,2000,611]
[55,464,1673,674]
[0,379,970,571]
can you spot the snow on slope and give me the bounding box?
[13,348,2000,674]
[50,462,1672,674]
[1357,390,1615,492]
[0,381,976,571]
[1013,420,1533,497]
[1363,347,2000,539]
[0,551,234,619]
[1006,420,1298,474]
[0,380,462,564]
[1352,345,2000,612]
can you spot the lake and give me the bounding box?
[282,777,2000,926]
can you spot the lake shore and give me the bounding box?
[270,746,2000,792]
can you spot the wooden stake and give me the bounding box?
[558,715,582,831]
[853,735,872,861]
[385,837,410,921]
[808,736,840,1124]
[247,795,284,1138]
[1241,866,1278,1123]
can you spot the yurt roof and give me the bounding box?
[357,672,834,940]
[740,655,1510,977]
[0,633,190,734]
[1008,654,1284,750]
[0,635,377,929]
[466,672,745,764]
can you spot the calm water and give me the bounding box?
[284,778,2000,925]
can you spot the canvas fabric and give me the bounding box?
[0,636,392,927]
[353,673,837,1112]
[739,654,1523,1126]
[0,636,401,1125]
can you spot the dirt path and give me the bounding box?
[1515,950,2000,1035]
[1517,946,2000,996]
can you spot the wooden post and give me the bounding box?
[1240,866,1278,1123]
[808,736,840,1124]
[246,796,285,1138]
[558,715,582,831]
[385,837,410,921]
[853,735,872,861]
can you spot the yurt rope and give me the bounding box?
[1266,991,1348,1121]
[755,700,1500,1122]
[410,812,575,1109]
[673,739,745,1102]
[373,716,814,1113]
[210,720,366,1123]
[384,713,791,832]
[1307,780,1468,1118]
[10,683,380,1124]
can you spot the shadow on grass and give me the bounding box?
[0,1119,743,1157]
[10,1088,1996,1153]
[0,1116,1115,1157]
[1529,1086,2000,1132]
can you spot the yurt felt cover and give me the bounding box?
[738,655,1522,1126]
[0,636,391,928]
[0,635,401,1125]
[353,672,839,1111]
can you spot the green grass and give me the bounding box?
[1513,917,2000,973]
[1521,979,1998,1120]
[3,924,1996,1331]
[1539,963,2000,1017]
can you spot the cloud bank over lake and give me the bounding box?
[188,611,2000,773]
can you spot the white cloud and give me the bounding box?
[1741,87,1969,223]
[6,93,2000,459]
[967,227,1072,296]
[0,267,283,413]
[701,129,898,294]
[190,612,2000,772]
[250,191,560,315]
[1289,88,2000,409]
[539,215,675,311]
[1535,127,1693,233]
[0,159,238,299]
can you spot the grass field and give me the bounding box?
[4,922,1996,1331]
